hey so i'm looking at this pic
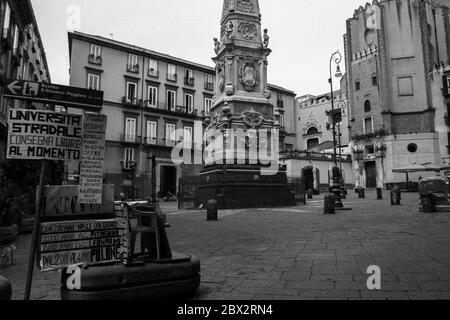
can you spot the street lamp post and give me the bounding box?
[328,51,344,209]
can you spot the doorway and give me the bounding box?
[160,166,177,197]
[365,161,377,188]
[302,167,314,192]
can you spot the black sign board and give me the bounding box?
[3,80,104,111]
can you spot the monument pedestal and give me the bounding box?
[196,164,295,209]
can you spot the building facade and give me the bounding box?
[0,0,51,188]
[297,88,350,152]
[344,0,450,189]
[68,31,297,200]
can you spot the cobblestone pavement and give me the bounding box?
[1,190,450,300]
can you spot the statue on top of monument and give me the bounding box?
[214,38,221,54]
[225,21,234,42]
[263,29,269,49]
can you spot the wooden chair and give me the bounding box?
[122,202,161,260]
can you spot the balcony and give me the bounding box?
[167,73,177,82]
[121,134,142,145]
[120,160,137,171]
[122,97,140,108]
[88,54,102,65]
[204,82,214,91]
[127,64,139,73]
[148,68,159,78]
[143,137,202,150]
[184,77,195,86]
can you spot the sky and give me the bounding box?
[31,0,365,96]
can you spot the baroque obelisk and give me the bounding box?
[195,0,294,209]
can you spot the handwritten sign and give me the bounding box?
[79,113,107,204]
[39,218,129,271]
[42,185,114,217]
[6,109,83,161]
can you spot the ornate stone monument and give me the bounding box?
[195,0,294,209]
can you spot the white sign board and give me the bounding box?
[79,113,107,204]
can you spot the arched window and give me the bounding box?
[306,127,319,136]
[364,100,371,112]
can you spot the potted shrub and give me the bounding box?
[0,188,18,245]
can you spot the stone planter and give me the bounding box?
[0,225,18,245]
[19,217,34,234]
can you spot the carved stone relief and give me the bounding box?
[238,22,257,40]
[239,62,257,91]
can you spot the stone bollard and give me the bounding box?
[421,194,435,213]
[377,188,383,200]
[206,199,218,221]
[324,194,335,214]
[391,186,401,205]
[0,275,12,300]
[358,188,365,199]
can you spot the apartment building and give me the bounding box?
[0,0,51,188]
[68,31,298,199]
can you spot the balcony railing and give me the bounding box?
[143,137,202,150]
[88,54,102,65]
[148,68,159,78]
[204,82,214,91]
[122,97,140,107]
[121,134,141,144]
[167,73,177,82]
[281,150,352,162]
[184,77,195,86]
[127,64,139,73]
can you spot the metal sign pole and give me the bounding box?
[24,160,47,300]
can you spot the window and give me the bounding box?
[12,25,19,53]
[306,127,319,136]
[185,69,194,85]
[147,121,157,144]
[167,64,177,81]
[125,118,136,142]
[407,143,418,153]
[204,97,212,114]
[355,80,361,91]
[363,117,374,134]
[166,123,176,146]
[90,44,102,58]
[205,74,213,90]
[398,76,414,96]
[167,90,176,111]
[124,148,135,169]
[2,2,11,38]
[126,81,137,103]
[87,73,100,90]
[147,86,158,107]
[364,100,371,113]
[22,58,28,79]
[184,126,193,148]
[307,138,319,150]
[127,54,139,72]
[148,59,158,77]
[184,93,194,113]
[372,75,378,86]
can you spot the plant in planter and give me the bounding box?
[0,188,18,245]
